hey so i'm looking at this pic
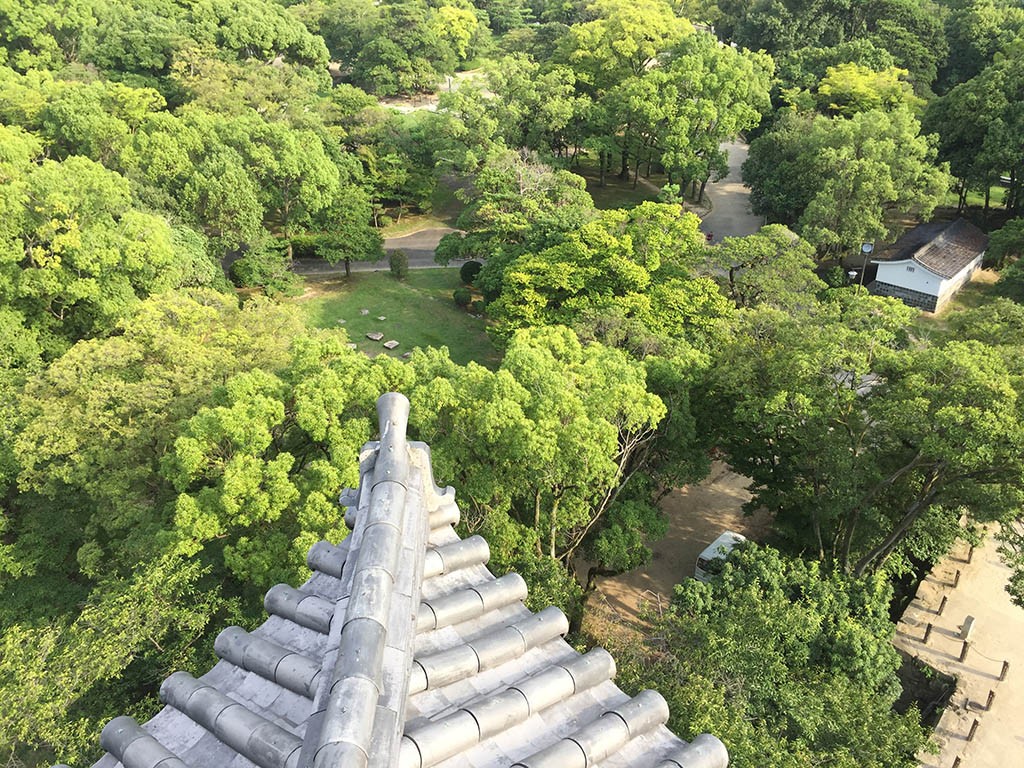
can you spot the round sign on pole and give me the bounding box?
[861,242,874,255]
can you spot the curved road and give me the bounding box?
[700,141,763,245]
[293,145,759,276]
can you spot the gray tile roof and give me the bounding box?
[84,393,729,768]
[877,218,989,279]
[912,218,988,278]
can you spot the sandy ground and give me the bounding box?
[895,531,1024,767]
[586,462,772,634]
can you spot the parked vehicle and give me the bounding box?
[694,531,747,582]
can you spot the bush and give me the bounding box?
[996,260,1024,303]
[389,249,409,279]
[453,287,472,307]
[435,232,465,265]
[470,299,485,314]
[821,265,850,288]
[229,242,303,297]
[460,260,483,285]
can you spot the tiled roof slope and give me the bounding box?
[912,218,988,278]
[83,393,729,768]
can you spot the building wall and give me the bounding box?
[872,253,984,312]
[874,260,942,296]
[936,253,984,306]
[871,281,939,311]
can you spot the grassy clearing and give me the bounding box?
[571,156,665,210]
[380,180,465,238]
[292,269,501,368]
[911,269,1001,339]
[942,185,1008,210]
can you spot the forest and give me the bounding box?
[1,0,1024,766]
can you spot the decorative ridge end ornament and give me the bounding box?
[82,393,729,768]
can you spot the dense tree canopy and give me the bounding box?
[744,106,949,255]
[4,0,1023,763]
[702,298,1024,576]
[610,545,927,768]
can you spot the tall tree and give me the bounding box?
[702,301,1024,576]
[713,225,825,309]
[608,545,928,768]
[744,107,949,256]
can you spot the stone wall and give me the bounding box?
[869,281,939,312]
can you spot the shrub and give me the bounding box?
[435,232,465,265]
[470,299,485,314]
[389,249,409,279]
[460,260,483,285]
[453,287,472,307]
[229,243,303,297]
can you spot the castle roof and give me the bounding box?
[85,394,729,768]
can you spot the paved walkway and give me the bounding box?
[894,531,1024,767]
[700,141,763,244]
[292,227,458,276]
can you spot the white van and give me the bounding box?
[694,531,747,582]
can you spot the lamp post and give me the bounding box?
[859,242,874,291]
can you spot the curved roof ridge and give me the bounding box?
[83,393,729,768]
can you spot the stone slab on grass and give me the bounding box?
[366,331,385,341]
[383,340,400,350]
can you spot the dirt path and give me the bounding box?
[586,462,772,634]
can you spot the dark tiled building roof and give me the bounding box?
[80,394,729,768]
[878,219,989,279]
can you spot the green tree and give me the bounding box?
[713,225,825,309]
[609,545,927,768]
[556,0,692,91]
[0,554,226,766]
[409,327,666,575]
[744,107,950,256]
[926,54,1024,214]
[9,291,302,578]
[988,218,1024,268]
[703,302,1024,576]
[0,152,211,349]
[488,204,725,346]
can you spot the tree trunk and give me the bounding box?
[853,470,942,576]
[534,490,543,557]
[599,150,607,187]
[839,451,924,572]
[632,153,641,189]
[698,176,710,203]
[344,257,351,278]
[549,497,560,559]
[957,180,967,214]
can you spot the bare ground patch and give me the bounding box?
[583,462,772,639]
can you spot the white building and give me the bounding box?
[870,219,988,312]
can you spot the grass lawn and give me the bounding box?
[911,269,1001,339]
[292,269,501,368]
[942,185,1008,210]
[380,179,465,238]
